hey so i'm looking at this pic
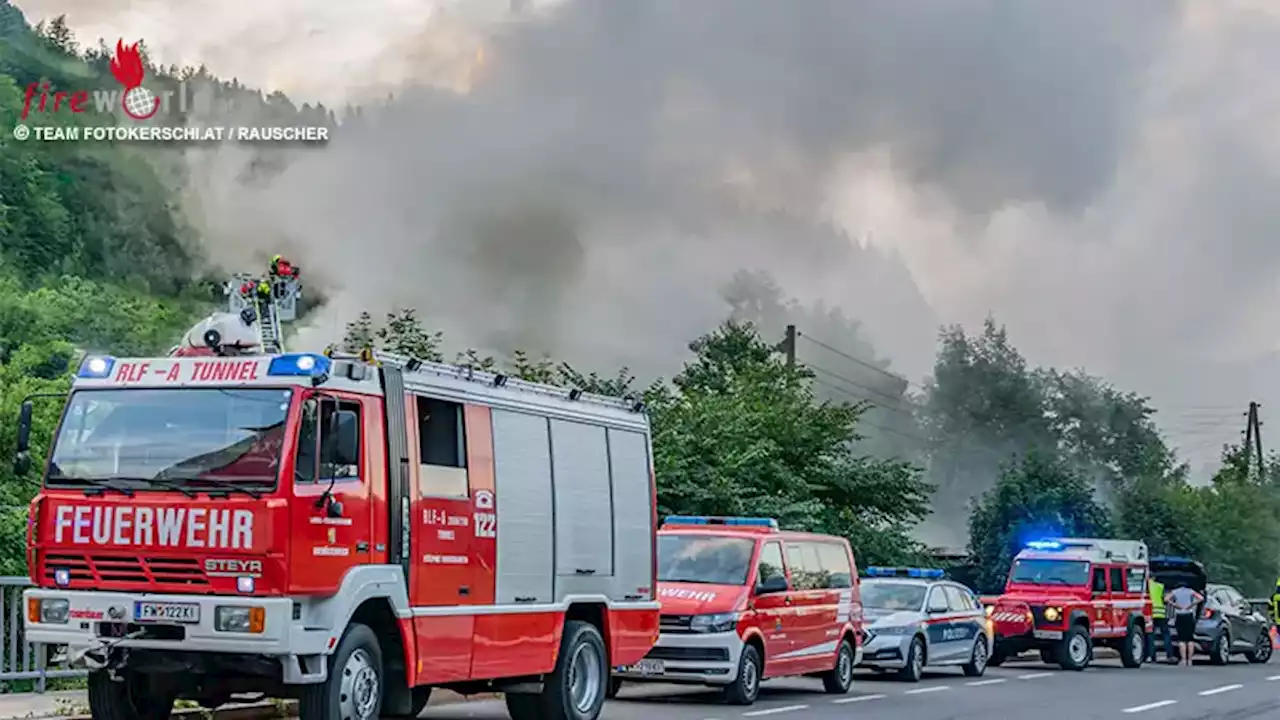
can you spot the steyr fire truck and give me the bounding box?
[15,260,659,720]
[981,538,1151,671]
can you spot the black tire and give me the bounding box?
[1246,631,1274,664]
[606,676,623,699]
[1209,632,1230,666]
[87,669,176,720]
[987,642,1007,667]
[1120,623,1146,668]
[1056,625,1091,671]
[542,620,610,720]
[1039,648,1055,664]
[298,622,384,720]
[896,636,925,682]
[724,643,762,706]
[963,635,988,677]
[505,693,542,720]
[385,686,432,718]
[821,637,856,693]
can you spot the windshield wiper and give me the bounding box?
[174,477,264,499]
[138,477,196,498]
[75,477,138,498]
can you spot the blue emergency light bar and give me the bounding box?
[864,567,945,578]
[663,516,779,529]
[1025,540,1064,551]
[78,355,116,379]
[267,353,331,378]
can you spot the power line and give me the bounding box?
[808,364,914,411]
[796,331,912,388]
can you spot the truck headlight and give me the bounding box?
[1043,607,1061,622]
[215,606,265,634]
[29,598,69,624]
[689,612,738,633]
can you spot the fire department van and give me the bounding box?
[16,346,659,720]
[982,538,1151,671]
[613,516,861,705]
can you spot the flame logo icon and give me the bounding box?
[109,39,160,121]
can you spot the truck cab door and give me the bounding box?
[288,392,375,594]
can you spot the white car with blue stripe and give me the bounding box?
[857,568,993,682]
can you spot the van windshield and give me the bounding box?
[658,534,756,585]
[1010,558,1089,586]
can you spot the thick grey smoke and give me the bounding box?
[21,1,1280,493]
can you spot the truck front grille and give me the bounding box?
[43,553,209,590]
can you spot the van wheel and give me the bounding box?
[1120,624,1145,668]
[896,637,925,682]
[298,622,384,720]
[87,669,176,720]
[1246,631,1274,664]
[963,635,988,677]
[606,677,623,699]
[1057,625,1091,671]
[724,643,762,705]
[1209,632,1230,666]
[821,638,855,693]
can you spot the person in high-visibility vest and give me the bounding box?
[1269,577,1280,625]
[1148,577,1171,663]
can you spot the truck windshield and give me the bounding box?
[1010,558,1089,586]
[658,534,756,585]
[861,581,927,610]
[46,388,292,491]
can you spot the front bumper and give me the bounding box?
[614,630,743,685]
[23,589,330,682]
[858,631,912,669]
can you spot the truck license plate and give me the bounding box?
[620,659,664,675]
[135,602,200,624]
[1033,630,1063,640]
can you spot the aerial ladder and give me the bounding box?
[170,255,302,357]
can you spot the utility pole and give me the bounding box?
[782,324,796,368]
[1244,401,1264,476]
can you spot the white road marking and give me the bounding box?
[743,705,808,716]
[904,685,950,695]
[1017,672,1053,680]
[1198,684,1242,696]
[1122,700,1178,714]
[1268,675,1280,681]
[965,678,1007,686]
[832,694,886,704]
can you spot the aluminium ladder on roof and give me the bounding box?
[225,272,300,355]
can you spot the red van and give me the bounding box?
[613,516,862,705]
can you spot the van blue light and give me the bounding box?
[1026,540,1063,551]
[267,353,331,378]
[865,567,945,578]
[662,516,778,529]
[77,355,116,379]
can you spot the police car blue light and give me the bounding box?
[662,516,778,529]
[1025,540,1063,551]
[267,353,330,378]
[77,355,116,379]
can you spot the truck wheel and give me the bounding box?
[724,643,762,705]
[1209,632,1230,666]
[821,637,856,693]
[1039,648,1055,664]
[1057,625,1091,671]
[543,620,609,720]
[1120,624,1146,668]
[962,635,988,677]
[896,636,925,682]
[87,669,176,720]
[298,622,384,720]
[1246,632,1273,664]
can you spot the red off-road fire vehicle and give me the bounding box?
[981,538,1151,671]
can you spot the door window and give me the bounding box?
[1110,567,1125,593]
[817,543,853,589]
[416,397,469,497]
[785,543,827,591]
[756,542,787,589]
[1091,567,1108,593]
[1127,568,1147,594]
[926,587,949,613]
[294,397,362,483]
[943,586,971,612]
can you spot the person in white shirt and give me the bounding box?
[1166,583,1205,667]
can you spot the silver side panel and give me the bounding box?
[550,419,614,589]
[608,429,654,600]
[492,410,555,604]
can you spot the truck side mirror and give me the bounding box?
[13,401,33,476]
[325,409,359,466]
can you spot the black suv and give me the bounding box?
[1150,556,1273,665]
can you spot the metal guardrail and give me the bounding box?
[0,576,84,693]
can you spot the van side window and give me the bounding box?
[817,543,853,589]
[786,543,825,591]
[756,542,787,589]
[1091,567,1108,593]
[1110,567,1125,593]
[416,397,468,497]
[1127,568,1146,594]
[294,398,362,483]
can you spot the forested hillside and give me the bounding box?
[3,4,1280,599]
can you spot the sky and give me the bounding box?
[16,0,1280,481]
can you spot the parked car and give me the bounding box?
[1149,556,1273,665]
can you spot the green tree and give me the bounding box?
[967,451,1112,592]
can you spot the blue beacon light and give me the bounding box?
[1025,540,1064,551]
[266,353,331,377]
[78,355,116,379]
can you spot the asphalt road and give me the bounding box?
[419,655,1280,720]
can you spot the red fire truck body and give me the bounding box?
[21,350,659,720]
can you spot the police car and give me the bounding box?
[858,567,992,682]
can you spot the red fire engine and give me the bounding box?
[981,538,1151,671]
[16,295,659,720]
